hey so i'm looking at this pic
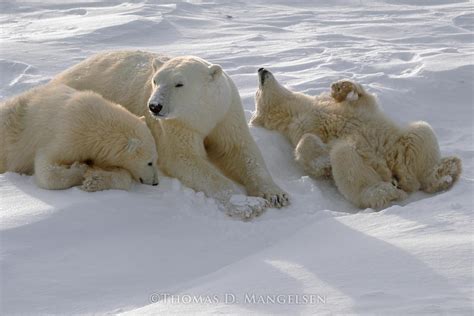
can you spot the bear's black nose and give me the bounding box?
[258,68,269,85]
[149,102,163,115]
[152,182,159,186]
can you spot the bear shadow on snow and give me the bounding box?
[239,217,469,315]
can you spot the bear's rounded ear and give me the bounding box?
[152,59,162,72]
[208,64,222,81]
[126,138,142,153]
[138,116,146,123]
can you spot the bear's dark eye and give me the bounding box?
[175,83,183,88]
[148,162,153,166]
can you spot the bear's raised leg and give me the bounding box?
[206,110,289,208]
[81,167,133,192]
[157,122,267,220]
[421,157,462,193]
[395,121,462,194]
[330,79,380,112]
[294,133,332,179]
[330,140,407,209]
[331,80,363,103]
[34,152,89,190]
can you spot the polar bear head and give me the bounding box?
[95,110,159,187]
[250,68,301,129]
[118,117,160,186]
[64,90,160,187]
[147,56,232,134]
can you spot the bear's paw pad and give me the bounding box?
[346,90,359,101]
[331,80,359,103]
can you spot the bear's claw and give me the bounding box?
[262,192,290,208]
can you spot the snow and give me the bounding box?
[1,0,473,314]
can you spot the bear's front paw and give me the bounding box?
[256,188,290,208]
[331,80,360,103]
[224,195,268,220]
[81,174,106,192]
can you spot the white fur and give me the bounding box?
[0,84,159,191]
[251,71,462,209]
[346,90,359,101]
[52,51,289,218]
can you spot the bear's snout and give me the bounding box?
[149,102,163,116]
[258,68,269,85]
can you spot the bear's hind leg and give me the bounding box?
[398,121,462,194]
[81,167,133,192]
[34,152,88,190]
[294,133,332,179]
[421,156,462,193]
[330,140,407,209]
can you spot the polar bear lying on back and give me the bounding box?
[0,84,159,191]
[251,68,462,209]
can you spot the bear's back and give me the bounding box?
[52,50,170,116]
[0,84,77,173]
[60,89,142,143]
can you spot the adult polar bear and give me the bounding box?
[52,51,288,218]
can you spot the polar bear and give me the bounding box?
[251,68,462,209]
[0,84,159,191]
[52,51,288,219]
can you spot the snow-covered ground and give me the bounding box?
[1,0,473,314]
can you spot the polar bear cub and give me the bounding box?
[0,84,159,191]
[251,68,462,209]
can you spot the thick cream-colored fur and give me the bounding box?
[52,51,288,219]
[251,70,462,209]
[0,84,159,191]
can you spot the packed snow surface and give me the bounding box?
[0,0,473,314]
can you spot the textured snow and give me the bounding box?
[0,0,473,314]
